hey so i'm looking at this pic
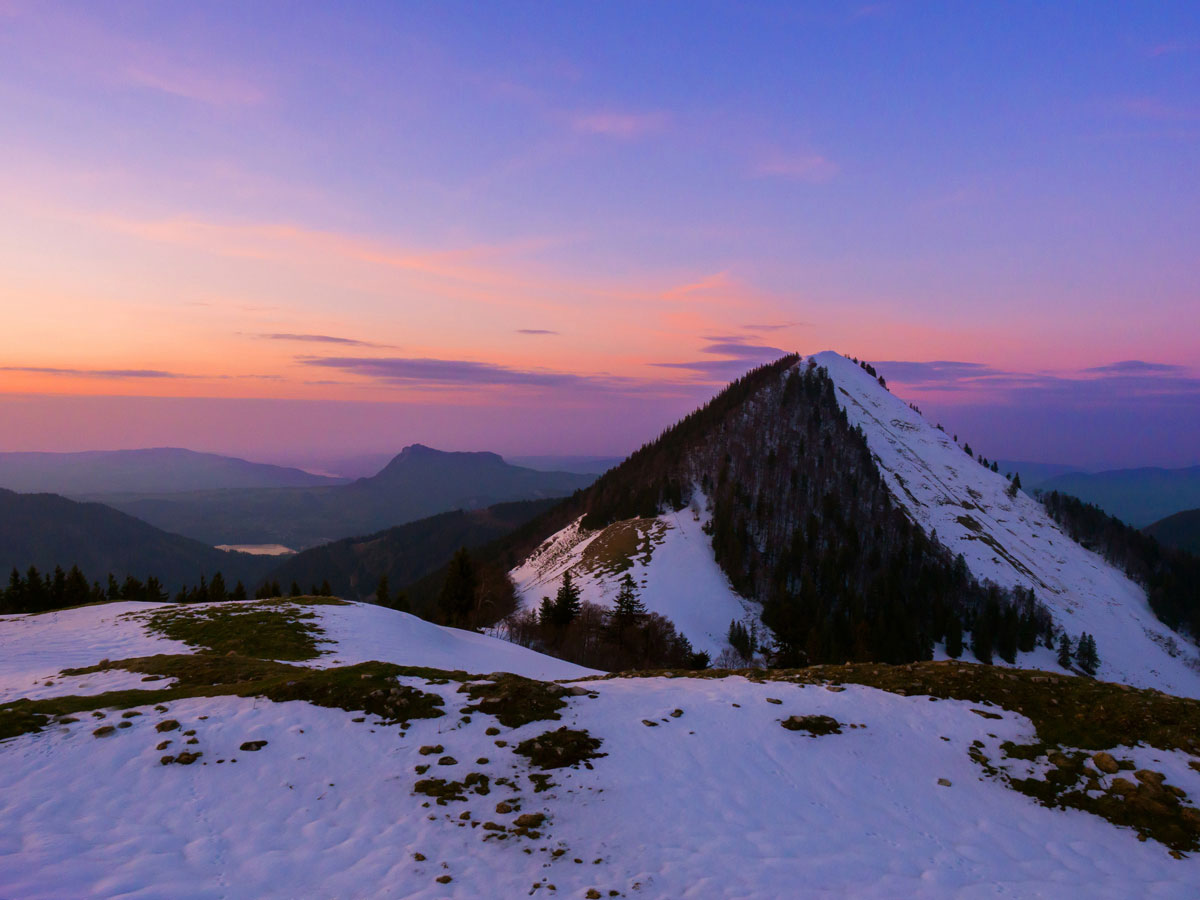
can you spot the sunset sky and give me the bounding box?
[1,2,1197,468]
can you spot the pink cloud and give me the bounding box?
[752,151,839,183]
[120,59,266,106]
[1147,40,1200,58]
[571,110,667,138]
[1110,95,1198,122]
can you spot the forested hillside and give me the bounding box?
[420,358,1054,667]
[0,489,272,596]
[266,499,560,605]
[1041,491,1200,640]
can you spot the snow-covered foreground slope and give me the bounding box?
[511,497,762,660]
[3,668,1199,898]
[0,602,192,703]
[311,600,595,679]
[812,351,1200,699]
[0,600,592,696]
[4,598,1199,897]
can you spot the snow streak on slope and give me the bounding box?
[309,600,596,680]
[510,494,763,660]
[811,351,1200,698]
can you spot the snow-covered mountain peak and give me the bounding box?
[809,352,1200,698]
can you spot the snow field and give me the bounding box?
[2,672,1198,898]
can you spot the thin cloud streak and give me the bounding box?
[875,359,1200,405]
[571,110,667,138]
[752,151,839,183]
[252,333,393,348]
[0,366,198,379]
[298,356,657,394]
[652,336,787,381]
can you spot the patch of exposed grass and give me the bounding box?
[780,714,842,736]
[128,598,347,661]
[577,517,667,579]
[999,745,1200,853]
[459,674,570,728]
[2,654,445,741]
[515,727,605,770]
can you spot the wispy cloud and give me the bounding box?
[298,356,643,393]
[1147,40,1200,58]
[752,151,839,183]
[659,271,738,302]
[571,110,667,139]
[516,329,559,336]
[0,366,198,379]
[1082,360,1186,376]
[742,321,804,332]
[3,4,266,107]
[876,359,1200,405]
[851,3,890,20]
[251,333,393,348]
[1110,95,1199,122]
[120,58,265,106]
[652,335,787,381]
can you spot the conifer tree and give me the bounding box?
[1077,633,1099,676]
[437,548,478,626]
[289,581,302,598]
[610,573,647,647]
[375,575,390,609]
[1056,633,1073,669]
[944,615,963,659]
[231,581,248,603]
[971,621,993,665]
[551,570,582,626]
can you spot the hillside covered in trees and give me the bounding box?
[1041,491,1200,640]
[415,357,1056,668]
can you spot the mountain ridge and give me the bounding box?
[0,488,272,592]
[99,445,596,549]
[0,448,343,496]
[474,352,1200,697]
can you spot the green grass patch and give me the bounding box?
[459,674,570,728]
[515,727,605,769]
[2,653,446,741]
[577,517,667,579]
[128,598,348,661]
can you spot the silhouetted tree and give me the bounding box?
[437,548,478,626]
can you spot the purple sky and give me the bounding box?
[0,2,1196,469]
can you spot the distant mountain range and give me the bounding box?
[0,489,272,590]
[1144,508,1200,555]
[992,460,1200,528]
[1034,466,1200,528]
[97,445,597,549]
[0,448,343,495]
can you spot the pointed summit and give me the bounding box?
[498,352,1200,697]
